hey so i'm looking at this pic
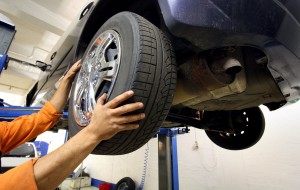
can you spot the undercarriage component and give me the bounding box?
[172,47,285,111]
[165,106,265,150]
[173,52,246,106]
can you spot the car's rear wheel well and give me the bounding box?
[76,0,161,59]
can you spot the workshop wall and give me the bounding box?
[176,102,300,190]
[35,129,68,157]
[82,137,159,189]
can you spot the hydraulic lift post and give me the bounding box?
[158,128,187,190]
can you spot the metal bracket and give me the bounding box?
[166,111,236,134]
[158,127,190,137]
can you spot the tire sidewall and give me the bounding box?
[98,12,140,102]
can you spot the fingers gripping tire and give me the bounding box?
[68,12,177,155]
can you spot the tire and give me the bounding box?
[113,177,135,190]
[68,12,177,155]
[205,107,265,150]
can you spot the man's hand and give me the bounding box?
[63,60,82,81]
[50,60,81,112]
[87,90,145,142]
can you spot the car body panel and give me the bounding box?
[158,0,300,103]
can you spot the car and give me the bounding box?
[27,0,300,155]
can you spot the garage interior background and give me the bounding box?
[1,0,300,189]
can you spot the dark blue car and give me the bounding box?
[28,0,300,154]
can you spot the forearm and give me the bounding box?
[49,77,73,112]
[0,102,62,154]
[50,60,81,112]
[33,127,100,190]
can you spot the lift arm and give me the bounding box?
[0,104,68,121]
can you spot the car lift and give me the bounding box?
[0,13,16,73]
[157,127,189,190]
[0,102,69,121]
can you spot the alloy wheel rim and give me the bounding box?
[73,30,121,126]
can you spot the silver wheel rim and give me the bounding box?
[73,30,121,126]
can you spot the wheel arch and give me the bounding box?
[76,0,162,59]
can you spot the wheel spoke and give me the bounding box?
[96,51,117,79]
[105,60,117,79]
[75,85,85,114]
[84,59,93,73]
[83,88,89,115]
[101,36,114,52]
[87,82,96,115]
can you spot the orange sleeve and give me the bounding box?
[0,159,38,190]
[0,102,62,154]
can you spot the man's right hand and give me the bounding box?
[34,92,144,190]
[87,90,145,142]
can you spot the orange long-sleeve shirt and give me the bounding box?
[0,102,62,190]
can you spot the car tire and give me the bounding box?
[68,12,177,155]
[113,177,135,190]
[205,107,265,150]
